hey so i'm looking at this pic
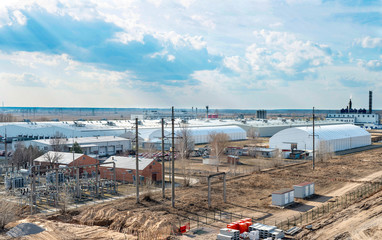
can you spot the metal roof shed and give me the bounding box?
[272,188,294,207]
[293,182,315,198]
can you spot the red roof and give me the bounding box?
[294,182,313,187]
[272,188,294,194]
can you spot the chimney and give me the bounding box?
[369,91,373,114]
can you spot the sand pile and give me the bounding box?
[74,206,175,237]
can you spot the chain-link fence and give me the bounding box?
[276,181,382,230]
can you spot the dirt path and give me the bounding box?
[327,170,382,197]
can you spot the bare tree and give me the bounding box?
[145,142,157,158]
[270,148,283,168]
[176,124,194,186]
[0,194,18,229]
[176,124,194,160]
[43,151,63,169]
[59,185,73,214]
[50,131,67,152]
[247,127,260,157]
[12,144,43,169]
[0,113,16,122]
[317,141,334,163]
[208,132,230,172]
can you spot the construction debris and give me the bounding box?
[6,223,45,238]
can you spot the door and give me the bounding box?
[152,173,157,182]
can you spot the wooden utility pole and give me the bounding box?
[161,118,165,198]
[171,107,175,208]
[136,118,139,203]
[4,128,7,166]
[313,107,315,170]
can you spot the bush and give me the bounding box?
[0,196,18,229]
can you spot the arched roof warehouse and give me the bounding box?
[269,124,371,152]
[147,125,247,145]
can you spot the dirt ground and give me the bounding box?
[296,187,382,240]
[2,147,382,239]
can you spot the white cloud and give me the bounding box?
[178,0,196,8]
[191,15,216,29]
[111,31,145,44]
[357,55,382,71]
[155,31,207,50]
[269,22,283,28]
[225,30,333,76]
[355,36,382,48]
[167,54,175,62]
[11,10,27,25]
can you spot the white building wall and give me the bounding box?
[269,124,371,152]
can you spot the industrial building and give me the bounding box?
[102,156,162,183]
[33,151,99,174]
[326,91,381,129]
[269,124,371,153]
[25,136,131,157]
[272,188,294,207]
[0,117,345,145]
[138,125,247,150]
[293,182,315,199]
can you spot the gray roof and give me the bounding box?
[34,151,84,165]
[104,156,155,170]
[272,188,294,194]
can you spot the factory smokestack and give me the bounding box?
[369,91,373,114]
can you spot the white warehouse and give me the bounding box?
[180,126,247,144]
[25,136,131,156]
[269,124,371,152]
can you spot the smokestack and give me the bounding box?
[369,91,373,114]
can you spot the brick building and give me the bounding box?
[33,151,99,175]
[101,156,162,183]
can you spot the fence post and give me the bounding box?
[197,215,199,228]
[294,216,296,226]
[300,213,302,225]
[317,207,319,217]
[287,218,290,229]
[230,212,232,223]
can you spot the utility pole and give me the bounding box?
[171,107,175,208]
[4,129,8,166]
[312,107,315,170]
[206,105,209,119]
[161,118,165,198]
[136,118,139,203]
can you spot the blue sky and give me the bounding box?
[0,0,381,109]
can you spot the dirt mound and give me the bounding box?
[73,205,175,237]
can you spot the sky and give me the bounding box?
[0,0,381,109]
